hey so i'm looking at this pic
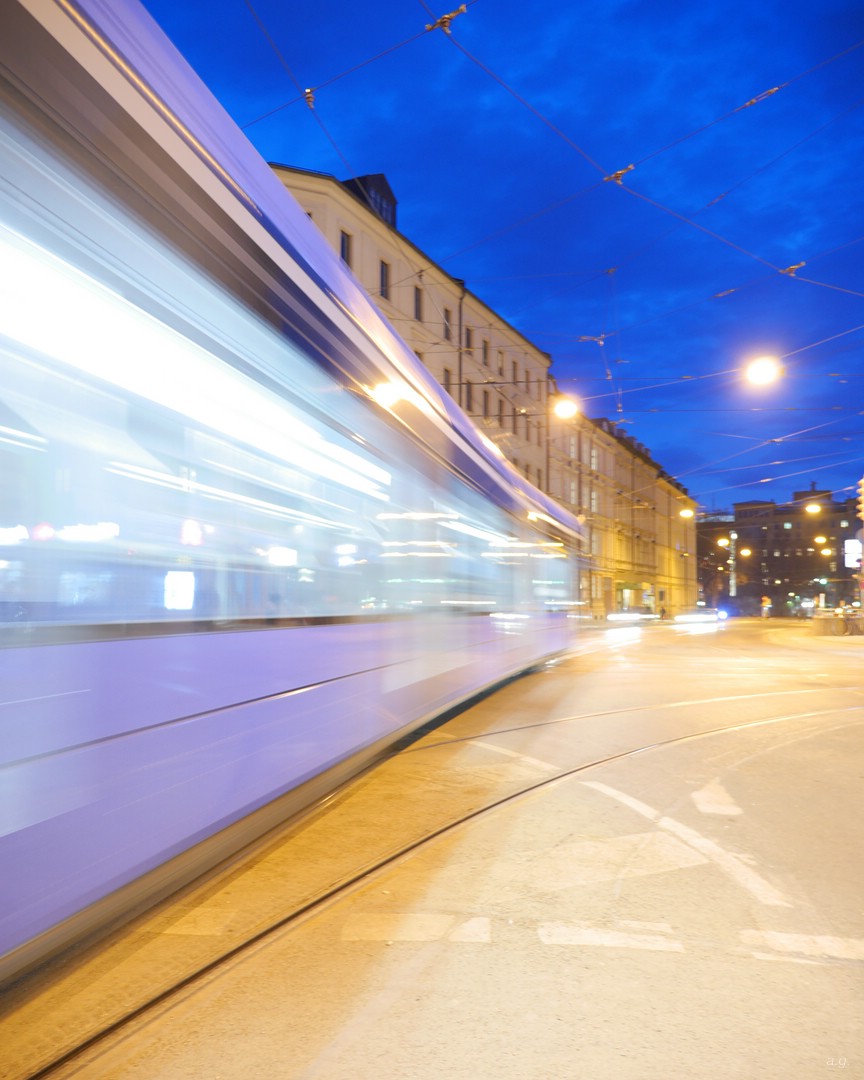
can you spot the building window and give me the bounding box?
[483,389,490,419]
[569,480,577,504]
[512,360,518,384]
[537,467,543,490]
[379,260,390,300]
[783,522,792,530]
[464,327,473,355]
[498,399,505,427]
[443,367,452,394]
[465,380,473,412]
[497,350,504,375]
[590,489,598,513]
[443,308,452,341]
[414,286,423,322]
[590,446,598,471]
[482,339,490,367]
[339,231,352,267]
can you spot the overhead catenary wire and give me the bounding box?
[628,38,864,171]
[231,3,859,504]
[240,1,478,129]
[415,35,864,335]
[242,0,526,411]
[250,2,862,349]
[239,3,863,312]
[432,19,864,285]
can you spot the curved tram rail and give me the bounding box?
[9,640,863,1078]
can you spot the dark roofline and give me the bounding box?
[269,162,553,369]
[590,417,690,497]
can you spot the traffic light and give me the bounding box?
[858,475,864,523]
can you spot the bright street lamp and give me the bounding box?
[551,395,579,420]
[745,356,783,385]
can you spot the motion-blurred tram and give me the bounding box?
[0,0,584,979]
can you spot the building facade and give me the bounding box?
[546,416,697,616]
[272,166,698,618]
[698,486,862,614]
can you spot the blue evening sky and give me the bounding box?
[139,0,864,511]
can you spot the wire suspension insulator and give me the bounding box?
[426,5,468,35]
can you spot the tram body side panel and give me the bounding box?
[0,611,570,959]
[0,0,583,975]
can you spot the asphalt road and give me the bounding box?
[11,617,864,1080]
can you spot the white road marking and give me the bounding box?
[341,913,456,942]
[463,739,559,774]
[619,920,676,933]
[336,913,856,965]
[501,831,708,891]
[740,930,864,960]
[691,778,743,815]
[339,913,683,951]
[745,951,822,965]
[582,781,792,907]
[538,923,684,951]
[448,917,492,943]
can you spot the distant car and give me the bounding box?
[673,607,728,624]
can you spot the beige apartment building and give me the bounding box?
[547,416,698,616]
[272,165,697,617]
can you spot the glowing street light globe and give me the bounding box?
[745,356,783,385]
[552,396,579,420]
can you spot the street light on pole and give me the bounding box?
[744,356,783,385]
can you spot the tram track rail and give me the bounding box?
[16,676,864,1080]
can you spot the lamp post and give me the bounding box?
[716,533,750,600]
